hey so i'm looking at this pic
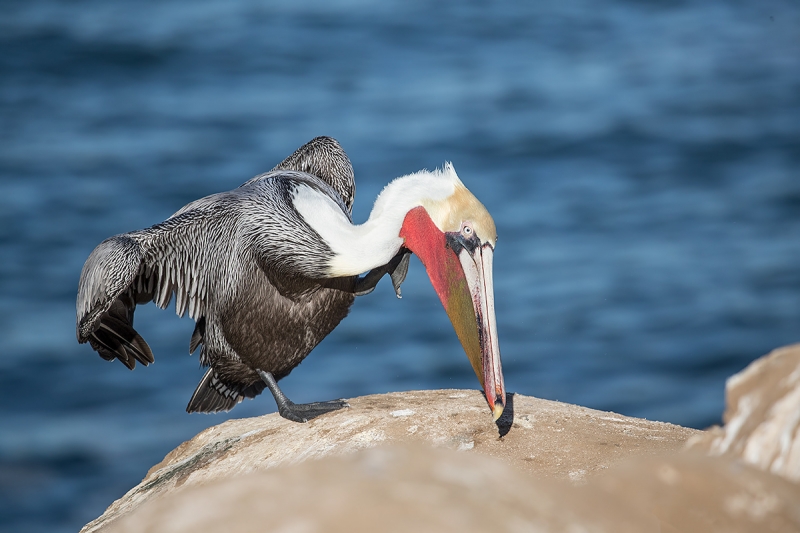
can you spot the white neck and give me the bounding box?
[293,165,459,277]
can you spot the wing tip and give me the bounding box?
[86,317,154,370]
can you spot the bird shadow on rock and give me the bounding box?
[495,392,515,438]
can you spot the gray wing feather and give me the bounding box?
[76,235,143,341]
[271,136,355,213]
[75,207,222,367]
[76,172,347,371]
[237,172,347,280]
[77,136,357,402]
[76,236,155,368]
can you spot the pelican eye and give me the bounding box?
[446,223,479,254]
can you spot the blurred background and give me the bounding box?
[1,0,798,531]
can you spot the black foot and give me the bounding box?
[280,399,351,423]
[353,249,411,297]
[258,370,349,423]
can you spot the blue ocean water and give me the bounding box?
[1,1,798,531]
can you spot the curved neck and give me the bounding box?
[294,169,457,277]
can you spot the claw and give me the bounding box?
[390,251,411,298]
[353,248,411,297]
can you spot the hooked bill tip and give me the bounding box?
[492,402,505,421]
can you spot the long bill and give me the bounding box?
[450,243,506,420]
[400,208,506,420]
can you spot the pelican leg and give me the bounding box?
[258,370,349,423]
[352,267,385,297]
[353,249,411,297]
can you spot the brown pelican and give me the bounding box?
[76,137,506,422]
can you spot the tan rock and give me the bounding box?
[687,344,800,482]
[105,444,655,533]
[103,445,800,533]
[592,452,800,533]
[81,389,697,533]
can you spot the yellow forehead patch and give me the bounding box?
[423,183,497,244]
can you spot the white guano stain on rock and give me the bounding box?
[513,414,534,430]
[568,469,587,484]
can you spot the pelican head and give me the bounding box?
[296,162,507,420]
[398,170,506,420]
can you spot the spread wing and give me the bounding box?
[75,174,350,372]
[75,199,232,369]
[76,136,360,416]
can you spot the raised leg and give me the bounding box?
[353,249,411,297]
[258,370,349,423]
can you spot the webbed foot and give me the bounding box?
[354,248,411,297]
[258,370,349,423]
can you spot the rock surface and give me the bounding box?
[83,344,800,533]
[82,389,697,533]
[688,343,800,482]
[105,445,656,533]
[591,452,800,533]
[104,445,800,533]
